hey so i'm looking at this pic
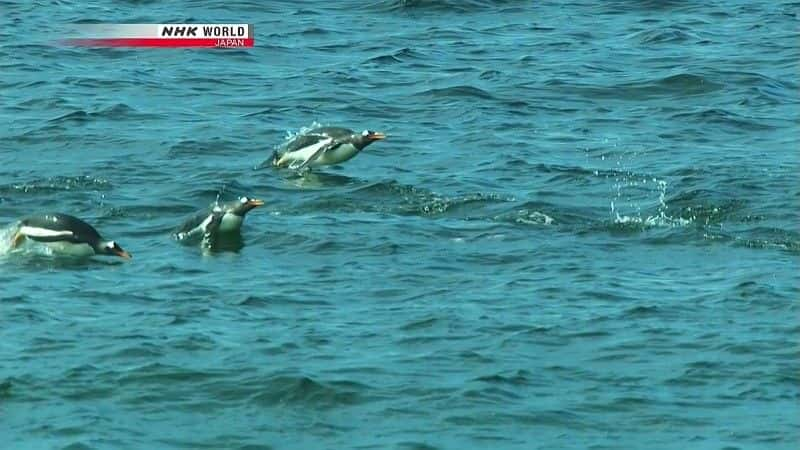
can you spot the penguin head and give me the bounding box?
[98,240,131,259]
[228,196,265,216]
[354,130,386,149]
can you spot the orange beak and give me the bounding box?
[115,249,132,259]
[369,132,386,141]
[247,199,265,207]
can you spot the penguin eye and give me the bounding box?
[106,241,116,249]
[240,197,248,204]
[362,130,369,136]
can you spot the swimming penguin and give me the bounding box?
[175,196,264,244]
[268,127,386,170]
[10,213,131,259]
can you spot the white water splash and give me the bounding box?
[284,120,325,142]
[515,210,554,226]
[0,224,18,257]
[611,177,692,228]
[0,222,60,258]
[613,211,692,228]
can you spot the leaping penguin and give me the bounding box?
[10,213,131,259]
[268,126,386,170]
[175,196,264,246]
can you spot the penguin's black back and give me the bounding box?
[21,213,102,244]
[176,210,213,235]
[282,127,353,153]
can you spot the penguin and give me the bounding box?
[10,213,131,259]
[268,127,386,170]
[175,196,264,245]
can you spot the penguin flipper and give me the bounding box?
[175,227,203,243]
[201,211,225,250]
[174,219,205,243]
[287,137,337,170]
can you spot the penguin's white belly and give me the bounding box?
[219,213,243,233]
[280,137,334,167]
[312,143,359,166]
[40,241,95,257]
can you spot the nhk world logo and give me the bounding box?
[64,24,254,48]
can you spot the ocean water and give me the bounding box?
[1,1,798,448]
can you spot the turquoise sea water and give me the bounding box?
[1,1,798,448]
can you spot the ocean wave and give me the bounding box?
[364,47,422,65]
[0,175,112,195]
[415,85,495,100]
[47,103,161,123]
[627,27,702,45]
[368,0,519,13]
[730,227,800,254]
[543,72,723,100]
[167,138,243,157]
[248,374,374,409]
[671,108,777,131]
